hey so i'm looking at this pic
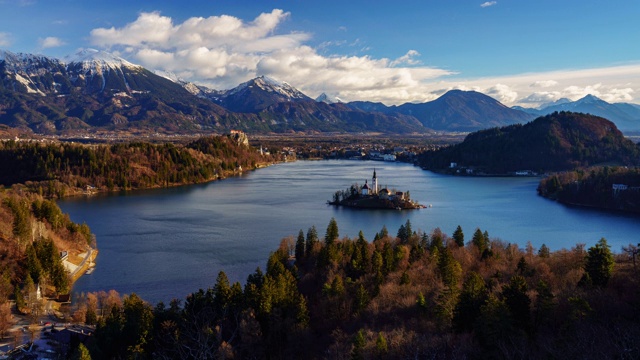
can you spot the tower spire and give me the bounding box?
[372,168,378,195]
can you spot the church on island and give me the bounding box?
[329,169,422,210]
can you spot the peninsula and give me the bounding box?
[328,169,424,210]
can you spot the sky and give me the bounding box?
[1,0,639,107]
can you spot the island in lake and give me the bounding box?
[328,169,424,209]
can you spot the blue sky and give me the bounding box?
[1,0,639,106]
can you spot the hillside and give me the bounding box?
[347,90,535,132]
[538,166,640,213]
[0,189,93,301]
[418,112,640,174]
[394,90,535,131]
[0,135,277,197]
[0,49,238,133]
[69,219,640,359]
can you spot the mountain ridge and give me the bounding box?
[514,95,640,132]
[0,48,599,135]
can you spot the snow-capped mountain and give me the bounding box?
[5,48,636,135]
[0,48,152,95]
[0,49,67,95]
[0,48,237,133]
[316,93,343,104]
[64,48,139,71]
[211,76,312,112]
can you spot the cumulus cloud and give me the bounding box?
[437,64,640,106]
[486,84,518,103]
[519,92,563,105]
[480,1,497,8]
[39,36,66,49]
[0,32,11,47]
[88,9,453,103]
[86,9,640,106]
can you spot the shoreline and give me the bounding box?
[69,249,99,285]
[50,159,285,200]
[62,160,286,290]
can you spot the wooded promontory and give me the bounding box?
[418,112,640,174]
[0,134,280,198]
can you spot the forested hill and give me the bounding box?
[0,135,279,197]
[0,189,93,304]
[539,166,640,213]
[418,112,640,174]
[68,219,639,359]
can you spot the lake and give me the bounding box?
[58,160,640,304]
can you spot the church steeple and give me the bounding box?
[372,168,378,195]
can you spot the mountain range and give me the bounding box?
[513,95,640,132]
[3,48,637,135]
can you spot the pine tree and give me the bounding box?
[325,218,339,246]
[295,229,305,261]
[584,238,614,287]
[453,272,487,332]
[453,225,465,247]
[353,284,370,315]
[305,226,318,258]
[375,332,388,356]
[538,243,550,258]
[502,275,531,332]
[472,228,488,255]
[351,330,366,360]
[378,225,388,239]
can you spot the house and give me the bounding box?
[52,326,93,346]
[361,181,370,196]
[379,188,390,200]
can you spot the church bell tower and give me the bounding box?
[372,169,378,195]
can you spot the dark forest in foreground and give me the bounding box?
[67,219,640,359]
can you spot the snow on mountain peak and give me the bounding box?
[64,48,139,70]
[316,93,343,104]
[228,75,308,100]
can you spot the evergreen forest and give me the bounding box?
[66,219,640,359]
[539,166,640,213]
[0,135,279,198]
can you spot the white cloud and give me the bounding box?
[88,9,453,103]
[520,92,562,104]
[390,50,421,66]
[450,64,640,106]
[0,32,11,47]
[530,80,558,88]
[39,36,65,49]
[480,1,497,8]
[486,84,518,103]
[87,9,640,107]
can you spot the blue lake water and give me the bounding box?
[58,160,640,304]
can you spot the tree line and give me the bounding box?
[0,189,95,337]
[539,166,640,213]
[0,135,278,198]
[68,218,639,359]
